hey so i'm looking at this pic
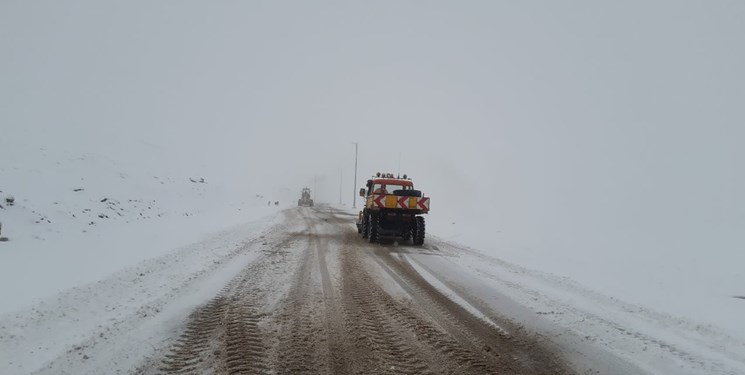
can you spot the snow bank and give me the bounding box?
[426,204,745,344]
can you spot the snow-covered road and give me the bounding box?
[0,206,742,374]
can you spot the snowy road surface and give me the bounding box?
[1,206,743,374]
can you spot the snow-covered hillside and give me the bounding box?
[0,134,280,314]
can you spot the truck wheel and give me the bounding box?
[368,213,380,243]
[361,213,369,238]
[413,216,425,245]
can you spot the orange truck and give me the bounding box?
[356,173,430,245]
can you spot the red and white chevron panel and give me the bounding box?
[370,195,430,212]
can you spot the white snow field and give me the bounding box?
[404,236,745,375]
[0,135,284,314]
[1,200,743,374]
[1,123,743,375]
[0,136,288,374]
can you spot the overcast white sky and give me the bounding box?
[2,1,744,276]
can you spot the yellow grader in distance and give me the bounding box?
[298,188,314,207]
[356,173,430,245]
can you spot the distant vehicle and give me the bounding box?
[297,188,314,207]
[356,172,430,245]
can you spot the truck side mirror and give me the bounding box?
[359,188,366,197]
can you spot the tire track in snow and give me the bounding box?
[146,206,573,375]
[273,209,332,374]
[152,214,307,375]
[361,239,568,374]
[339,235,434,375]
[157,278,270,375]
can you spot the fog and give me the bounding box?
[3,1,744,309]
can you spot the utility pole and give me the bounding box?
[313,175,317,202]
[353,142,358,209]
[339,168,343,204]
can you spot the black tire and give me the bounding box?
[361,212,369,238]
[413,216,425,245]
[368,213,380,243]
